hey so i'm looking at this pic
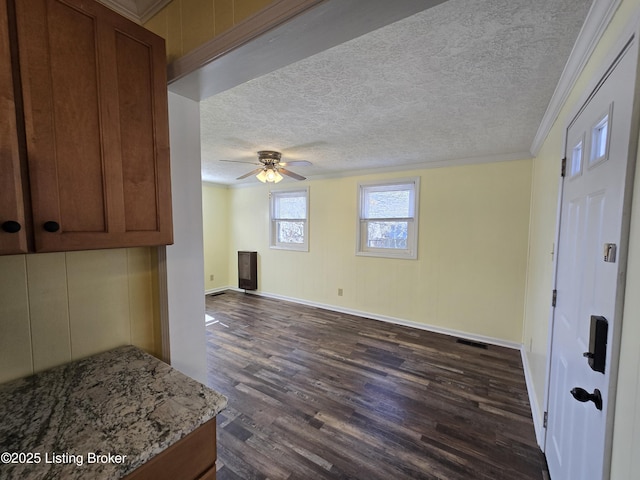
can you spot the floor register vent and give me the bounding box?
[456,338,489,349]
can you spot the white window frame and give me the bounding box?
[356,177,420,259]
[269,187,309,251]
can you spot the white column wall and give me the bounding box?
[159,92,208,384]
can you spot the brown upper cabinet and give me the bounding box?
[0,0,173,255]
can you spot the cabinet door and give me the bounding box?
[14,0,173,252]
[0,0,28,255]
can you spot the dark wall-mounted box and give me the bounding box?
[238,251,257,290]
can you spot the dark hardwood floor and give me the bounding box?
[205,291,548,480]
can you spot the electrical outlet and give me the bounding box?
[209,274,214,281]
[338,288,343,296]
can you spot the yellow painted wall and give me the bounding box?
[144,0,276,62]
[612,131,640,479]
[225,159,532,344]
[202,183,230,291]
[521,0,640,476]
[0,248,161,384]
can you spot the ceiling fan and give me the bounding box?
[221,151,311,183]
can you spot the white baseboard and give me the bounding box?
[205,286,229,296]
[226,286,521,350]
[520,347,546,449]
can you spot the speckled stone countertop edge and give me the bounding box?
[0,345,227,480]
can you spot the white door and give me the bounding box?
[545,40,638,480]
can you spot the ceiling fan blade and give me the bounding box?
[220,159,259,165]
[279,168,306,181]
[281,160,312,167]
[236,168,263,180]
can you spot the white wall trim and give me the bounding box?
[564,9,640,129]
[205,287,229,296]
[530,0,622,156]
[97,0,172,24]
[202,181,231,189]
[220,151,533,189]
[226,287,521,350]
[521,348,546,449]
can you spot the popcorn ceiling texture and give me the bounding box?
[200,0,592,184]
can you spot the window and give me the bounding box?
[357,178,419,259]
[570,137,583,178]
[590,110,610,166]
[270,188,309,251]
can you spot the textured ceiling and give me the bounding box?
[200,0,593,185]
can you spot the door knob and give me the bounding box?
[1,221,21,233]
[570,387,603,410]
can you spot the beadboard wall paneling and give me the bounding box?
[144,0,276,62]
[0,248,160,384]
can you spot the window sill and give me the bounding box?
[356,250,417,260]
[270,245,309,252]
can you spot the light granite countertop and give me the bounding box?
[0,345,227,480]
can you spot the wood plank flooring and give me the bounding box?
[205,291,548,480]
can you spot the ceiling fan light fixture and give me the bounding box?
[268,168,283,183]
[256,166,283,183]
[256,169,268,183]
[223,150,306,182]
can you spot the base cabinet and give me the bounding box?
[123,419,217,480]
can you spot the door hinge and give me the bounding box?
[561,157,566,177]
[543,411,548,428]
[552,289,557,307]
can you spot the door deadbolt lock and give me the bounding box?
[585,316,608,374]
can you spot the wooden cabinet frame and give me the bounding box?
[0,0,28,254]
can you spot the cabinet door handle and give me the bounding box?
[43,221,60,233]
[1,221,22,233]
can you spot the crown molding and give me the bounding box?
[97,0,171,24]
[213,151,533,188]
[530,0,622,156]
